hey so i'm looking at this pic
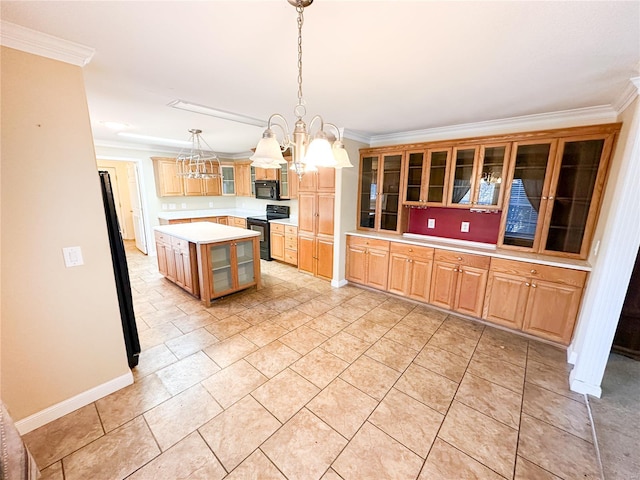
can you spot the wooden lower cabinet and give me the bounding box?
[429,249,490,318]
[155,231,199,296]
[284,225,298,266]
[387,243,434,302]
[345,236,390,290]
[483,258,587,344]
[299,234,333,280]
[270,224,285,261]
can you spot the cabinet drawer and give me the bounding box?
[233,217,247,228]
[285,237,298,251]
[490,258,587,288]
[171,236,189,251]
[347,236,390,251]
[271,223,285,234]
[154,231,171,244]
[168,219,191,224]
[390,242,434,260]
[284,249,298,265]
[285,225,298,236]
[198,217,219,223]
[434,249,491,269]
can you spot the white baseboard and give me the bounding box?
[569,369,602,398]
[331,278,348,288]
[15,371,133,434]
[566,343,578,365]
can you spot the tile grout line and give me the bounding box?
[584,393,606,480]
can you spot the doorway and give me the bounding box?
[96,159,149,254]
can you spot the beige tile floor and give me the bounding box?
[24,243,602,480]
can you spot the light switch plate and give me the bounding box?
[63,246,84,267]
[181,203,187,209]
[209,202,214,208]
[427,218,436,229]
[461,221,470,233]
[161,203,168,210]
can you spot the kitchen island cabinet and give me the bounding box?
[154,222,261,306]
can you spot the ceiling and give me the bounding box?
[2,1,639,157]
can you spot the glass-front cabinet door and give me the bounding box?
[500,141,556,251]
[380,154,403,232]
[540,136,611,258]
[473,144,510,208]
[403,148,450,206]
[234,239,255,288]
[210,242,233,296]
[426,149,451,205]
[358,155,379,229]
[221,165,236,195]
[404,151,425,205]
[448,147,478,207]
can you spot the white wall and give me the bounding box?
[568,92,640,397]
[1,46,131,426]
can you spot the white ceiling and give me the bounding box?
[2,1,639,156]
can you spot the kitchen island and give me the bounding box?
[154,222,261,306]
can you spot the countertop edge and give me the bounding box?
[154,223,260,245]
[346,231,592,271]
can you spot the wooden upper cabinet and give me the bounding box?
[299,167,335,193]
[220,165,236,195]
[472,144,510,209]
[403,149,451,206]
[499,133,614,259]
[254,167,278,181]
[153,158,184,197]
[540,135,613,258]
[235,163,252,197]
[202,164,222,196]
[447,147,479,208]
[358,152,405,233]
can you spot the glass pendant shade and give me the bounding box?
[250,131,287,165]
[305,136,336,168]
[332,140,353,168]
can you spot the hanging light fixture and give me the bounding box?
[176,129,223,179]
[250,0,353,178]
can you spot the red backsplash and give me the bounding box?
[407,207,502,244]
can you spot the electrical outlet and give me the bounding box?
[181,203,187,209]
[161,203,167,210]
[63,246,84,267]
[169,204,176,210]
[208,202,214,208]
[427,218,436,229]
[461,221,470,233]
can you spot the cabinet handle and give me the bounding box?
[542,196,548,200]
[525,282,531,287]
[453,268,459,272]
[531,283,537,288]
[456,256,462,261]
[548,196,554,200]
[409,248,413,252]
[406,259,411,263]
[530,269,537,274]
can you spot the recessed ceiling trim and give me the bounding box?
[369,105,619,147]
[168,100,267,128]
[0,21,95,67]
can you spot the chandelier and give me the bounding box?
[176,129,223,179]
[250,0,353,178]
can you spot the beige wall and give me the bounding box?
[1,47,130,421]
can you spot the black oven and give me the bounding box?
[246,205,290,261]
[255,180,281,200]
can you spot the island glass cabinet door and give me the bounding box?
[208,239,255,298]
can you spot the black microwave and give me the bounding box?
[255,180,281,200]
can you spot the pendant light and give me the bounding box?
[250,0,352,178]
[175,129,223,179]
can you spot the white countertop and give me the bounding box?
[269,218,298,227]
[155,222,260,244]
[346,230,592,271]
[157,208,265,221]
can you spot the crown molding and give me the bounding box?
[0,21,94,67]
[343,128,372,145]
[613,77,640,113]
[368,105,619,147]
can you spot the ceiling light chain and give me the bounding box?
[176,129,223,180]
[250,0,353,178]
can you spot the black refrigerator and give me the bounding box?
[99,171,141,368]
